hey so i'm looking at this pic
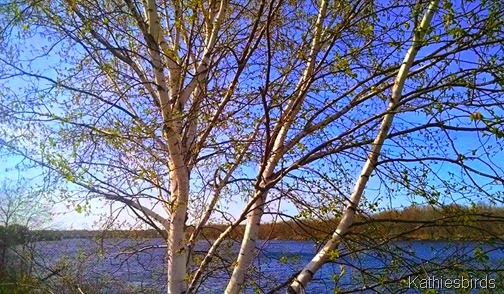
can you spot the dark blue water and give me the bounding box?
[32,238,504,293]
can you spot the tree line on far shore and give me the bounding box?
[26,203,504,242]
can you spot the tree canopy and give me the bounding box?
[1,0,503,292]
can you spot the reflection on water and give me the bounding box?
[32,238,504,293]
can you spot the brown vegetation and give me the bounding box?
[197,204,504,242]
[31,204,504,242]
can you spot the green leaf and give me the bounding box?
[469,112,483,121]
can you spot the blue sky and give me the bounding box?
[1,0,503,230]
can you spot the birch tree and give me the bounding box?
[1,0,503,293]
[287,1,440,291]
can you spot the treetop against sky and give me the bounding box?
[0,0,503,292]
[1,0,502,225]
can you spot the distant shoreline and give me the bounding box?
[30,234,503,243]
[24,204,504,243]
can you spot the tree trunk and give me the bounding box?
[167,153,190,294]
[225,191,266,293]
[287,0,439,292]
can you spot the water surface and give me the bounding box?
[32,238,504,293]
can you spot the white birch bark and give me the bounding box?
[138,2,188,292]
[225,0,329,292]
[165,1,228,292]
[287,1,439,292]
[167,162,190,294]
[135,0,228,291]
[223,163,276,294]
